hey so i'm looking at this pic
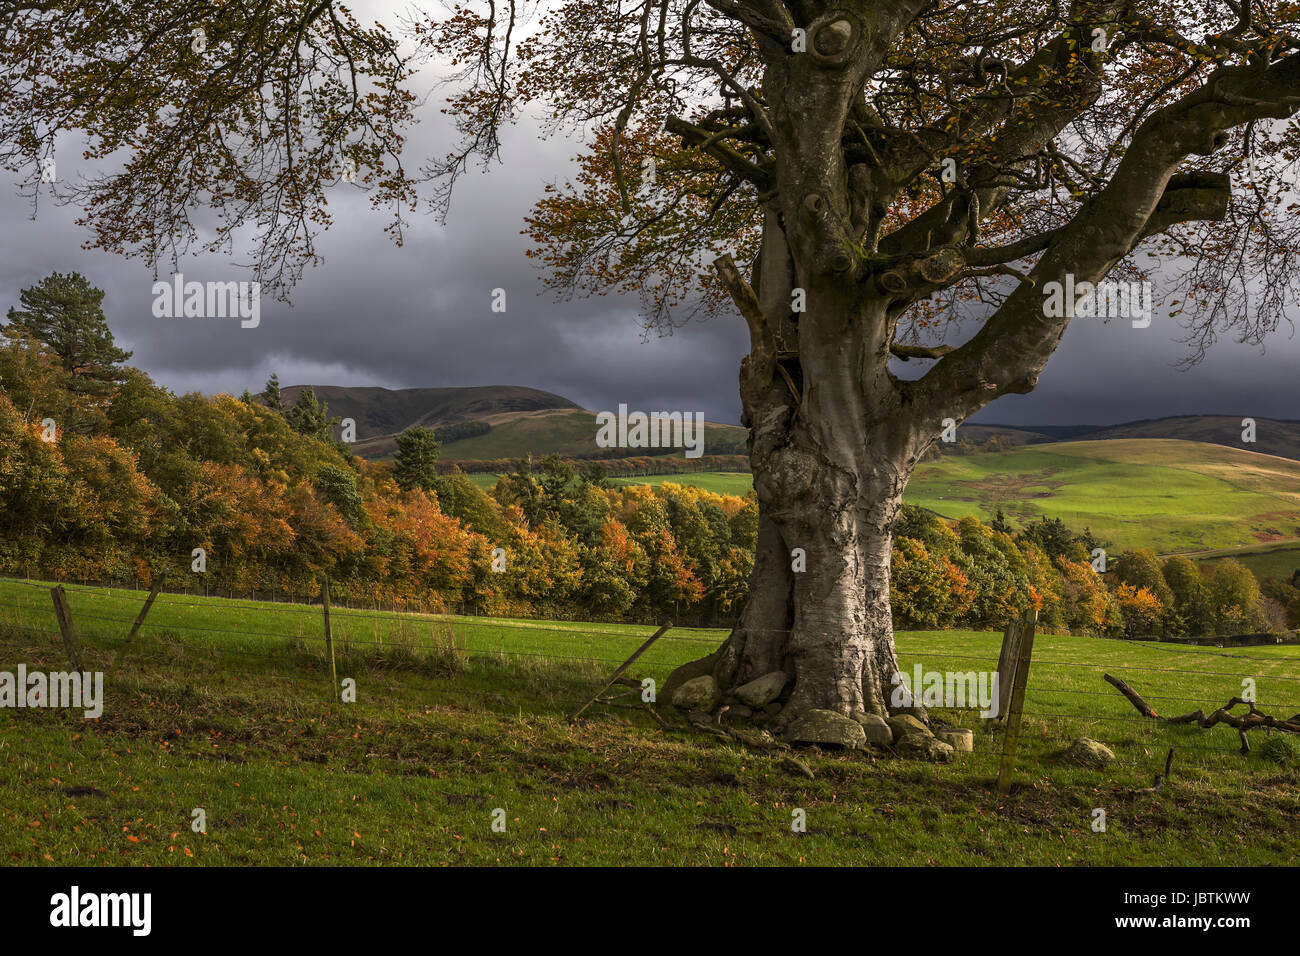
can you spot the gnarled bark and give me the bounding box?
[668,225,927,723]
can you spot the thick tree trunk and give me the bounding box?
[778,482,904,722]
[668,436,916,725]
[666,283,925,726]
[712,510,793,688]
[735,421,915,723]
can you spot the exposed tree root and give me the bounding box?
[1104,673,1300,754]
[675,709,834,780]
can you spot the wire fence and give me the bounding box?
[0,574,1297,769]
[2,570,736,628]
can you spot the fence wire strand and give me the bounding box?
[1,575,1297,762]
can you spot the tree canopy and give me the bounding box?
[4,2,1298,346]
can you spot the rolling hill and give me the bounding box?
[976,414,1300,460]
[909,438,1300,556]
[432,407,747,460]
[281,384,580,451]
[281,383,749,460]
[273,383,1300,573]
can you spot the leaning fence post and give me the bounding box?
[569,622,673,723]
[109,575,164,677]
[49,585,84,672]
[321,575,338,700]
[996,607,1038,796]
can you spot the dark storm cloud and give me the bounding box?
[1,56,1298,427]
[971,311,1300,427]
[0,115,752,424]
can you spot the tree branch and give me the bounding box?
[666,115,773,190]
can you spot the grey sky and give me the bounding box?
[2,5,1298,427]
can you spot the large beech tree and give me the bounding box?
[5,1,1300,723]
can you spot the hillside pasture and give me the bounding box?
[1,579,1297,866]
[907,439,1300,554]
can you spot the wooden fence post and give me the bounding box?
[996,607,1038,796]
[993,616,1025,721]
[321,575,338,700]
[109,576,163,677]
[49,585,83,672]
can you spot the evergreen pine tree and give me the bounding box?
[261,373,284,412]
[285,386,335,440]
[393,427,442,492]
[5,272,130,394]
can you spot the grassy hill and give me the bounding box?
[1085,414,1300,460]
[975,414,1300,460]
[286,384,1300,476]
[955,423,1054,445]
[908,438,1300,556]
[280,384,581,458]
[3,578,1296,866]
[605,471,754,496]
[283,384,748,462]
[435,408,748,461]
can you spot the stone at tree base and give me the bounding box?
[732,671,789,708]
[671,675,718,711]
[935,728,974,752]
[853,713,894,746]
[785,709,868,749]
[763,702,782,716]
[898,733,955,762]
[1066,737,1115,768]
[886,714,931,742]
[728,704,753,719]
[660,651,720,711]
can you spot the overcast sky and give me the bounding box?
[2,6,1298,427]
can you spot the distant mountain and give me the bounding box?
[990,423,1109,441]
[977,415,1300,460]
[1081,415,1300,461]
[280,384,747,461]
[280,384,581,457]
[430,407,748,462]
[954,423,1054,444]
[279,385,1300,468]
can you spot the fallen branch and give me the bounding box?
[1104,673,1300,753]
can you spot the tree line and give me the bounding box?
[0,273,1291,636]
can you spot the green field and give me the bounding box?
[2,578,1298,866]
[1187,542,1300,580]
[462,470,754,495]
[909,438,1300,555]
[607,471,754,496]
